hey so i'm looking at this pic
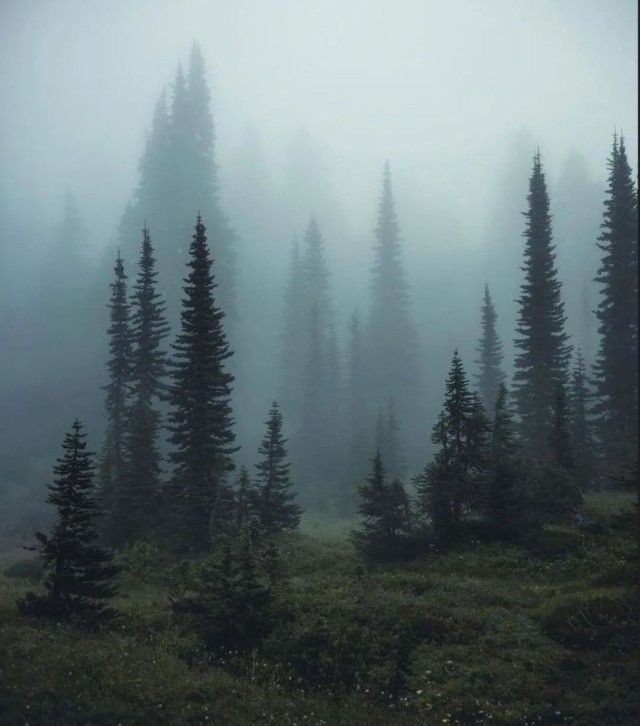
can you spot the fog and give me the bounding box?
[0,0,637,523]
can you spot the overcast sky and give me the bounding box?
[0,0,637,250]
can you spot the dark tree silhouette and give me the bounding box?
[100,252,132,546]
[254,402,301,536]
[513,152,571,456]
[20,421,118,623]
[569,349,597,486]
[168,215,237,552]
[549,386,574,473]
[592,134,638,468]
[124,226,169,541]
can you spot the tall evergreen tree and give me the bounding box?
[475,284,505,410]
[20,421,118,623]
[592,134,638,467]
[124,226,170,541]
[168,216,237,552]
[254,402,301,536]
[100,252,132,546]
[118,43,236,320]
[366,162,420,454]
[513,151,572,456]
[374,398,404,481]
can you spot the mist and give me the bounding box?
[0,0,637,514]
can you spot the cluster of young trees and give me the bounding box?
[21,217,301,624]
[355,137,637,559]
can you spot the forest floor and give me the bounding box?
[0,491,636,725]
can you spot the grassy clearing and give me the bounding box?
[0,492,636,725]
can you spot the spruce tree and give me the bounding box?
[374,398,405,482]
[124,226,170,542]
[513,151,571,456]
[168,215,237,552]
[592,134,638,467]
[255,402,301,536]
[549,386,574,473]
[475,284,505,410]
[353,450,411,560]
[101,252,132,546]
[20,421,118,623]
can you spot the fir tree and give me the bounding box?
[549,386,574,473]
[124,226,170,541]
[101,252,132,546]
[168,215,237,552]
[592,134,638,467]
[255,402,301,536]
[374,398,405,481]
[513,151,572,456]
[475,284,505,410]
[20,421,118,623]
[353,450,411,560]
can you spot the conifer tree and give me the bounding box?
[255,402,301,536]
[513,151,571,456]
[569,349,597,486]
[549,386,574,473]
[592,134,638,467]
[20,421,118,623]
[101,252,132,545]
[366,162,420,456]
[374,399,405,481]
[353,450,411,560]
[168,215,237,552]
[124,226,170,541]
[416,351,483,543]
[475,284,505,410]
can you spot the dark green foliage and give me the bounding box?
[168,215,237,552]
[353,450,412,560]
[254,402,301,537]
[19,421,118,624]
[592,134,638,468]
[417,351,488,544]
[124,226,169,542]
[100,252,132,546]
[525,459,583,525]
[474,283,504,410]
[569,349,597,486]
[513,152,571,456]
[172,522,273,651]
[549,385,574,472]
